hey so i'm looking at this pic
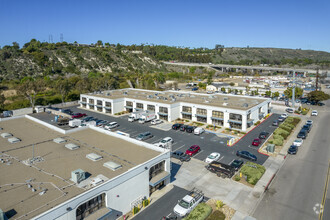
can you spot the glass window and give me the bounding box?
[159,107,168,113]
[212,111,224,118]
[89,99,94,104]
[126,101,133,107]
[136,103,144,109]
[182,106,192,113]
[147,105,155,111]
[197,108,207,115]
[76,193,105,220]
[105,102,111,107]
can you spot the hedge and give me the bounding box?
[240,162,266,185]
[206,210,226,220]
[183,203,212,220]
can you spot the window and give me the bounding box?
[212,119,223,126]
[197,108,207,115]
[76,193,105,220]
[105,102,111,107]
[126,101,133,107]
[82,97,87,102]
[149,160,165,180]
[159,107,168,113]
[229,113,242,121]
[147,105,155,111]
[182,106,192,113]
[136,103,144,109]
[182,114,192,120]
[212,111,224,118]
[89,99,94,104]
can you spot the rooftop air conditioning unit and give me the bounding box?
[1,133,13,138]
[53,138,67,144]
[223,102,228,106]
[65,143,80,150]
[224,97,229,100]
[242,103,249,107]
[71,169,86,184]
[86,153,103,161]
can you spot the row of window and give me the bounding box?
[126,101,167,113]
[82,98,112,107]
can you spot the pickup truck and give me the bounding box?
[173,188,204,217]
[206,161,235,178]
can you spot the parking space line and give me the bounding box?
[218,156,224,161]
[192,150,203,158]
[175,145,186,151]
[152,138,163,144]
[228,158,235,164]
[247,145,258,150]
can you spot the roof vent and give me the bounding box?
[53,138,67,144]
[1,133,13,138]
[65,143,80,150]
[86,153,103,161]
[103,161,122,171]
[71,169,86,184]
[242,103,249,107]
[106,92,111,96]
[8,137,21,143]
[224,97,229,100]
[223,102,228,106]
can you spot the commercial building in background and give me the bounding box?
[80,88,271,131]
[0,115,170,220]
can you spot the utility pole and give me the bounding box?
[315,68,319,91]
[292,70,295,109]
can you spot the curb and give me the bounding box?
[227,113,274,147]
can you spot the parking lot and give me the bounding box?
[59,106,282,166]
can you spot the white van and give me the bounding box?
[194,127,205,135]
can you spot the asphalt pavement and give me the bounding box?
[63,106,278,165]
[253,101,330,220]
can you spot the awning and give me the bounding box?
[228,119,242,124]
[158,112,168,116]
[149,171,170,187]
[211,117,223,121]
[96,105,103,108]
[124,106,133,109]
[181,112,192,115]
[195,114,207,118]
[88,103,94,106]
[135,108,144,111]
[104,106,112,110]
[79,101,86,104]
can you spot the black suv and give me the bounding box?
[230,159,244,171]
[297,130,307,139]
[171,151,191,162]
[302,124,312,133]
[236,151,257,161]
[172,123,183,130]
[186,126,196,133]
[259,131,269,139]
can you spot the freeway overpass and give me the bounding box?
[164,61,330,75]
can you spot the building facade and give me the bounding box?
[80,89,271,131]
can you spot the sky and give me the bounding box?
[0,0,330,52]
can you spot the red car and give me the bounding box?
[71,113,87,119]
[252,138,261,146]
[185,145,201,156]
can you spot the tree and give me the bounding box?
[284,87,303,99]
[221,87,226,92]
[0,93,5,112]
[307,91,330,103]
[56,78,71,105]
[17,78,45,110]
[273,92,280,98]
[265,91,272,97]
[229,82,235,86]
[96,40,103,46]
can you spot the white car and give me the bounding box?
[151,119,163,125]
[306,120,313,125]
[281,113,289,118]
[154,137,173,148]
[311,110,318,116]
[293,139,303,147]
[194,127,205,135]
[105,122,119,130]
[205,152,221,163]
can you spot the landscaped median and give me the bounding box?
[233,162,266,186]
[259,116,301,156]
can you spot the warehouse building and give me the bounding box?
[0,115,170,220]
[80,89,271,131]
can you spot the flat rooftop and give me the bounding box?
[0,117,160,219]
[86,89,268,110]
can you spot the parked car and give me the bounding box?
[286,108,294,113]
[60,109,73,115]
[151,119,163,125]
[185,145,201,156]
[97,120,108,127]
[278,116,285,122]
[293,138,303,147]
[281,113,289,118]
[191,87,198,91]
[252,138,261,146]
[311,110,318,116]
[172,123,183,130]
[229,159,244,171]
[82,116,94,122]
[205,152,221,163]
[306,120,313,125]
[236,151,257,161]
[180,125,189,132]
[105,122,119,130]
[302,124,312,133]
[136,131,154,141]
[297,130,307,139]
[272,120,279,126]
[155,137,174,148]
[171,151,190,162]
[317,102,325,106]
[185,126,196,133]
[288,145,298,155]
[95,119,105,126]
[259,131,269,139]
[72,113,87,119]
[194,127,205,135]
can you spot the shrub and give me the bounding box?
[274,128,289,139]
[240,162,266,185]
[206,210,225,220]
[254,121,261,126]
[133,206,139,215]
[273,134,284,141]
[225,128,231,131]
[184,203,212,220]
[216,200,225,209]
[234,175,241,181]
[272,138,283,146]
